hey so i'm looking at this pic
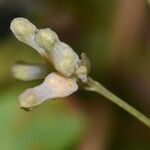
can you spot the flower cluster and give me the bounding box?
[10,18,90,111]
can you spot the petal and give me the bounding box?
[19,72,78,110]
[11,61,49,81]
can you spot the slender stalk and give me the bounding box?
[86,77,150,128]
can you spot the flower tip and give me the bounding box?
[35,28,59,51]
[10,17,36,42]
[19,89,40,110]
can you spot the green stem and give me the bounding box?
[86,77,150,128]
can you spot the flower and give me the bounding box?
[10,17,90,111]
[19,72,78,111]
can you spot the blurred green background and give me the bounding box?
[0,0,150,149]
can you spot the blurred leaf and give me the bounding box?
[0,85,85,150]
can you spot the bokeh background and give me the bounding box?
[0,0,150,149]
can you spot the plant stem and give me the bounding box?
[86,77,150,128]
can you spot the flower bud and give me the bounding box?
[10,18,46,56]
[35,28,59,52]
[19,73,78,110]
[76,66,88,82]
[10,17,36,43]
[35,28,79,77]
[11,61,49,81]
[52,42,79,77]
[75,53,91,82]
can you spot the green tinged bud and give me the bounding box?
[75,53,91,82]
[10,18,36,42]
[76,66,88,82]
[35,28,79,77]
[35,28,59,52]
[52,42,79,77]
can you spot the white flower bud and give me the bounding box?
[35,28,79,77]
[35,28,59,51]
[10,18,46,55]
[10,17,36,43]
[11,61,49,81]
[19,72,78,110]
[52,42,79,77]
